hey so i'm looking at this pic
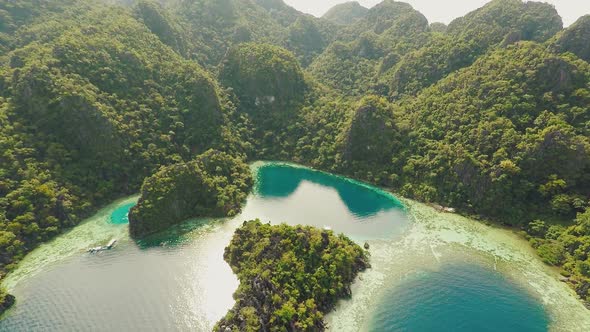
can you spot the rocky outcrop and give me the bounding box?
[0,292,15,316]
[215,220,369,331]
[128,150,253,237]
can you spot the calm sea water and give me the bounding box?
[109,202,135,224]
[0,163,409,331]
[241,164,409,241]
[369,264,549,331]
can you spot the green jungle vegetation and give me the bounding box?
[0,0,589,318]
[129,150,253,237]
[322,1,368,26]
[216,220,369,331]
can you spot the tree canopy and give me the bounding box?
[129,150,253,237]
[215,220,369,331]
[550,15,590,63]
[322,1,368,26]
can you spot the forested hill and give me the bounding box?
[322,1,368,26]
[1,0,590,312]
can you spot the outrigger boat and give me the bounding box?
[87,239,117,253]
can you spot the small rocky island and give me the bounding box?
[128,150,253,237]
[216,220,370,331]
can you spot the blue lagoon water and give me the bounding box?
[242,163,409,241]
[109,202,135,224]
[369,264,549,332]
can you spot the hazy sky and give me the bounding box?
[283,0,590,26]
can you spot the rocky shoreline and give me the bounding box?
[0,293,15,317]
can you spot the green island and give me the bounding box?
[216,220,369,331]
[128,150,253,237]
[0,0,589,324]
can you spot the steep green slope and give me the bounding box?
[309,0,430,95]
[430,22,447,33]
[396,42,590,223]
[0,0,89,55]
[341,95,402,178]
[4,8,225,196]
[1,0,590,319]
[129,150,253,237]
[220,43,307,114]
[0,4,235,304]
[215,220,369,331]
[386,0,563,98]
[550,15,590,63]
[171,0,334,67]
[292,42,590,226]
[219,42,310,157]
[133,0,187,55]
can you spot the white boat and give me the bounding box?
[87,246,103,253]
[87,239,117,253]
[106,239,117,249]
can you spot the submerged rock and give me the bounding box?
[0,291,15,316]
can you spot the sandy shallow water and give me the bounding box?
[326,199,590,332]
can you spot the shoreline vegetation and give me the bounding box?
[258,160,590,311]
[0,289,14,318]
[401,200,590,330]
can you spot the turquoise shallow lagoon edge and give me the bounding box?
[252,161,406,211]
[245,161,410,241]
[369,264,549,332]
[110,202,136,224]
